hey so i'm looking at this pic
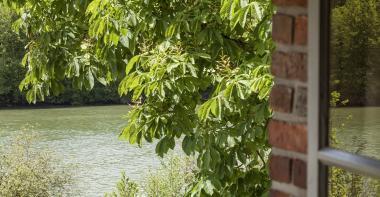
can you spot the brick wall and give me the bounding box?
[269,0,308,196]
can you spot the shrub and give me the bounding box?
[0,133,73,196]
[105,172,139,197]
[106,154,196,197]
[144,154,196,197]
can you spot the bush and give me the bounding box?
[0,133,73,196]
[144,154,196,197]
[106,154,196,197]
[105,172,139,197]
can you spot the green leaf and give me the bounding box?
[86,0,100,14]
[155,137,172,157]
[202,149,211,170]
[97,77,107,86]
[210,147,221,167]
[132,85,145,101]
[119,35,129,47]
[210,98,221,118]
[193,52,211,60]
[85,69,94,90]
[97,19,105,36]
[125,55,140,75]
[26,89,36,104]
[165,24,176,38]
[67,32,75,39]
[182,136,195,155]
[197,100,212,122]
[110,31,119,46]
[21,52,28,67]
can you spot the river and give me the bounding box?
[331,107,380,160]
[0,106,379,196]
[0,105,162,196]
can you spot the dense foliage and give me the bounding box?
[0,6,27,106]
[0,5,127,107]
[330,0,380,106]
[4,0,274,195]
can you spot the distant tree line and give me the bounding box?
[330,0,380,106]
[0,6,128,107]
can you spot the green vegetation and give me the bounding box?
[329,89,380,196]
[105,172,139,197]
[329,1,380,193]
[144,155,196,196]
[3,0,274,195]
[106,154,196,197]
[329,0,380,195]
[330,0,380,106]
[0,5,127,107]
[0,6,27,106]
[1,0,379,196]
[0,133,73,196]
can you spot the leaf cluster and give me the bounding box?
[4,0,274,195]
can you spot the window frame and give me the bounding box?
[308,0,380,196]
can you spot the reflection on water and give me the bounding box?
[0,105,162,197]
[330,107,380,160]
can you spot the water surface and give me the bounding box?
[0,105,161,196]
[1,105,379,195]
[331,107,380,160]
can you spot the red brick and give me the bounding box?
[272,14,293,44]
[272,0,307,7]
[270,190,290,197]
[270,85,293,113]
[269,155,292,183]
[293,159,307,188]
[295,15,308,45]
[269,120,307,153]
[272,51,307,82]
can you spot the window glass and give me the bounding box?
[329,167,380,196]
[329,0,380,160]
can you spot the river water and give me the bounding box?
[331,107,380,160]
[0,106,379,196]
[0,105,162,196]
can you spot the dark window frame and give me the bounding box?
[318,0,380,196]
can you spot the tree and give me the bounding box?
[4,0,274,195]
[0,4,126,107]
[0,5,27,106]
[330,0,380,106]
